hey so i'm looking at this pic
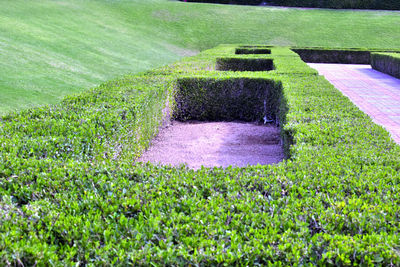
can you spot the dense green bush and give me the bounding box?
[292,48,372,64]
[183,0,262,5]
[173,77,282,122]
[268,0,400,10]
[236,48,271,55]
[216,58,274,71]
[181,0,400,10]
[371,52,400,79]
[1,45,400,265]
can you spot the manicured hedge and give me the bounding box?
[173,77,283,122]
[216,57,274,71]
[371,52,400,79]
[183,0,262,5]
[267,0,400,10]
[292,48,372,64]
[1,45,400,265]
[235,48,271,55]
[181,0,400,10]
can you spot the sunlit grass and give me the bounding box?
[1,0,399,114]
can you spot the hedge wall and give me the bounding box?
[173,77,282,122]
[371,52,400,79]
[2,45,400,265]
[183,0,262,5]
[182,0,400,10]
[268,0,400,10]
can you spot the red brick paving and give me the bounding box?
[308,63,400,144]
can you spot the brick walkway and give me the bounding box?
[308,63,400,144]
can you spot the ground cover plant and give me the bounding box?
[1,45,400,265]
[2,0,400,114]
[371,52,400,78]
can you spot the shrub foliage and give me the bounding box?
[371,52,400,79]
[182,0,400,10]
[1,45,400,265]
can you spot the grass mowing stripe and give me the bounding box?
[1,0,400,114]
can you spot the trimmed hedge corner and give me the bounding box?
[371,52,400,79]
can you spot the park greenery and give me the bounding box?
[2,0,400,265]
[1,0,400,114]
[2,44,400,265]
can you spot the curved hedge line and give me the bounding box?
[1,45,400,265]
[182,0,400,10]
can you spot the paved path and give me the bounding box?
[308,63,400,144]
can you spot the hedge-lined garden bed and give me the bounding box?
[371,52,400,79]
[1,45,400,265]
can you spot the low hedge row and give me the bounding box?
[216,58,275,71]
[181,0,400,10]
[183,0,262,5]
[371,52,400,79]
[268,0,400,10]
[292,48,372,64]
[1,45,400,265]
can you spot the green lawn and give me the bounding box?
[1,0,400,114]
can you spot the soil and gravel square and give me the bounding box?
[137,121,284,169]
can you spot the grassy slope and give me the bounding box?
[1,0,400,114]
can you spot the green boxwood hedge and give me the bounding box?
[371,52,400,79]
[173,77,283,122]
[216,57,275,71]
[236,48,271,55]
[267,0,400,10]
[182,0,400,10]
[183,0,262,5]
[1,45,400,265]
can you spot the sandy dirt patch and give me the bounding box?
[137,121,284,169]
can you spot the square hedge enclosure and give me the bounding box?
[3,44,400,265]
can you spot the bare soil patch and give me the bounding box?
[137,121,284,169]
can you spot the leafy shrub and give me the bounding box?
[216,58,274,71]
[235,48,271,54]
[181,0,400,10]
[371,52,400,79]
[268,0,400,10]
[183,0,262,5]
[292,48,372,64]
[173,77,283,122]
[1,45,400,265]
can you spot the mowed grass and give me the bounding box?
[1,0,400,114]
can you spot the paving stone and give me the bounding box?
[308,63,400,144]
